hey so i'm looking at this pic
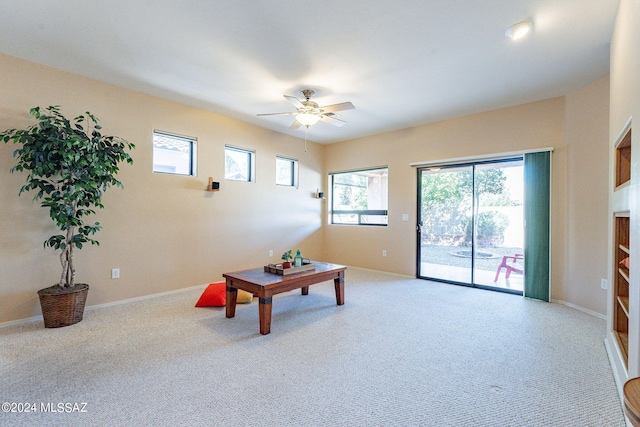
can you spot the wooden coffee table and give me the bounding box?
[223,262,346,335]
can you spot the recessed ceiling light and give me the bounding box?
[505,20,533,40]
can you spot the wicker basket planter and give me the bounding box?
[37,284,89,328]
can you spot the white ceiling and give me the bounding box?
[0,0,619,144]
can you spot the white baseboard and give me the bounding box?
[551,298,606,320]
[346,265,414,279]
[0,314,43,328]
[87,283,208,311]
[0,283,209,329]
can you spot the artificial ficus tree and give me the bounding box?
[0,106,135,288]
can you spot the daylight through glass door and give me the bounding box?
[418,159,524,294]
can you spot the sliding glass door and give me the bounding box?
[418,159,524,294]
[418,166,473,284]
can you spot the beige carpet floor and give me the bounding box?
[0,268,626,426]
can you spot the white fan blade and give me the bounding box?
[320,102,354,113]
[257,112,295,116]
[320,115,346,127]
[284,95,305,109]
[290,120,302,129]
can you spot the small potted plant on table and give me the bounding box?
[281,250,293,268]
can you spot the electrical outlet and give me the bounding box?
[601,278,608,290]
[402,214,409,222]
[111,268,120,279]
[382,250,387,257]
[269,250,273,257]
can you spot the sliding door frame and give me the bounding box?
[416,157,524,295]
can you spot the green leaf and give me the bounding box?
[2,106,135,279]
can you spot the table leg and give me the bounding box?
[301,286,309,295]
[334,276,344,305]
[259,297,273,335]
[226,282,237,318]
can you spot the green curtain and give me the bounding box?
[523,151,551,301]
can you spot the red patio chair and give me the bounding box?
[494,254,524,282]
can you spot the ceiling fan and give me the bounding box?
[257,89,355,129]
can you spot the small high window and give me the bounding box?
[225,145,255,182]
[276,156,298,187]
[330,167,389,226]
[153,131,197,176]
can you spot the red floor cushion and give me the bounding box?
[195,282,253,307]
[195,282,226,307]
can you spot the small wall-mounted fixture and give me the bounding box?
[207,177,220,192]
[315,189,325,199]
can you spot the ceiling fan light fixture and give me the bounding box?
[505,20,533,40]
[257,89,354,129]
[296,112,321,127]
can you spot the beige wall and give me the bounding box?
[324,79,611,315]
[0,54,324,323]
[564,77,611,314]
[609,0,640,377]
[0,52,612,323]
